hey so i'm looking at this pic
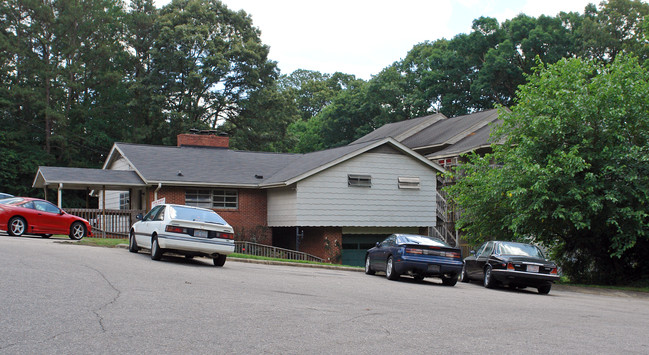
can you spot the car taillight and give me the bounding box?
[445,252,461,259]
[405,248,423,255]
[215,232,234,240]
[507,262,515,270]
[550,267,558,275]
[166,226,186,234]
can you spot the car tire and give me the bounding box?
[8,216,26,236]
[128,231,139,253]
[386,256,400,280]
[40,234,52,239]
[365,255,375,275]
[461,264,470,283]
[151,236,163,261]
[537,284,552,295]
[483,265,495,289]
[442,274,458,286]
[213,254,227,267]
[69,221,87,240]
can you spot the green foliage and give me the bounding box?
[446,55,649,284]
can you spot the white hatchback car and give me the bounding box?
[129,204,235,266]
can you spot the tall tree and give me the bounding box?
[579,0,649,62]
[446,55,649,284]
[149,0,277,143]
[124,0,159,144]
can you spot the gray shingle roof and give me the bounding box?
[261,140,379,185]
[426,120,502,159]
[34,138,437,190]
[111,139,418,187]
[400,109,499,149]
[33,166,145,189]
[114,143,302,186]
[351,113,446,144]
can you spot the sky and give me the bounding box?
[154,0,598,80]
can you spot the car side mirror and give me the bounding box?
[136,214,143,221]
[470,250,476,256]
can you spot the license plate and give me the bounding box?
[194,230,208,238]
[527,265,539,273]
[427,265,440,273]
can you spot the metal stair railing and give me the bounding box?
[234,241,323,263]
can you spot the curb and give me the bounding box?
[116,243,363,272]
[229,257,364,272]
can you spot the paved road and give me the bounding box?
[1,235,648,354]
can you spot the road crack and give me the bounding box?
[84,265,121,332]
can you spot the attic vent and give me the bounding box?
[348,174,371,188]
[398,177,420,189]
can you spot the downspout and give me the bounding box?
[154,183,162,201]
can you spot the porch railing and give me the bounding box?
[234,241,323,263]
[67,209,144,239]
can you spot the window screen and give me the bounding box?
[186,189,238,209]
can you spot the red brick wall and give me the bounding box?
[149,187,271,244]
[177,133,229,148]
[217,189,270,245]
[299,227,343,263]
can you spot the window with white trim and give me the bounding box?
[186,189,238,209]
[348,174,372,188]
[398,177,420,189]
[119,192,130,210]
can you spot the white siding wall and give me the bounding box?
[101,158,132,209]
[267,186,298,226]
[268,152,437,227]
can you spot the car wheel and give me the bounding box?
[8,216,26,236]
[151,236,163,260]
[442,274,458,286]
[213,254,227,267]
[69,221,87,240]
[461,264,470,283]
[483,265,495,289]
[537,284,552,295]
[364,255,375,275]
[128,231,139,253]
[386,256,400,280]
[40,234,52,239]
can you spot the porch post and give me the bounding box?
[57,183,63,208]
[102,186,106,238]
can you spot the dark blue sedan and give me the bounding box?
[365,234,463,286]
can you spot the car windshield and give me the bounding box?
[498,242,544,258]
[399,234,449,247]
[169,205,227,225]
[0,197,24,205]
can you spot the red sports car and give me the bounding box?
[0,197,92,240]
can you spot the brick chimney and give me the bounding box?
[177,130,229,148]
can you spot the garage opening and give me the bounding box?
[341,234,389,267]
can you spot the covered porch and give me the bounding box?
[33,166,149,238]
